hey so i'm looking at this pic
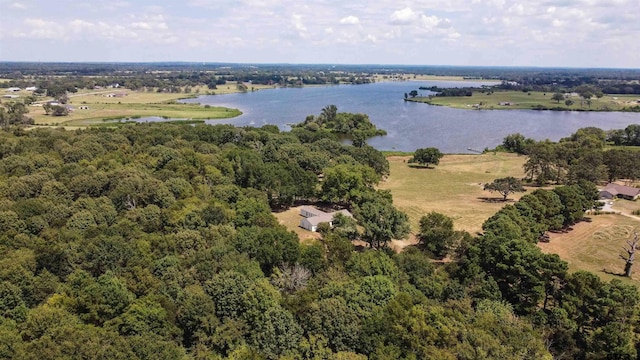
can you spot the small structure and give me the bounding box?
[25,86,37,91]
[2,94,19,99]
[299,206,352,232]
[599,183,640,201]
[499,102,512,106]
[104,92,128,98]
[5,87,20,92]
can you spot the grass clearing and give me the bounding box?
[538,214,640,284]
[410,91,640,111]
[30,102,241,126]
[379,153,527,234]
[22,85,276,126]
[273,206,322,244]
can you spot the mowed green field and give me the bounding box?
[539,214,640,284]
[410,91,640,111]
[379,153,527,234]
[19,83,276,126]
[31,102,241,126]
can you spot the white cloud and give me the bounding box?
[21,18,63,40]
[291,13,308,38]
[339,15,360,25]
[131,15,169,30]
[389,7,417,25]
[0,0,638,67]
[10,2,27,10]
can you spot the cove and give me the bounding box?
[180,81,640,153]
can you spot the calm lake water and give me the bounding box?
[179,81,640,153]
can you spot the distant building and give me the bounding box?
[2,94,19,99]
[299,206,353,232]
[499,102,513,106]
[599,183,640,201]
[25,86,38,91]
[104,92,128,98]
[5,87,20,92]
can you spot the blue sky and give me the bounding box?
[0,0,638,68]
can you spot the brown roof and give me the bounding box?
[602,183,640,197]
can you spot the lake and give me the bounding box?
[179,81,640,153]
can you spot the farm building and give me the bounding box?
[599,183,640,201]
[299,206,352,232]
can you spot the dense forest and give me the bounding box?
[0,119,638,359]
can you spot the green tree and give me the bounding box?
[321,164,380,205]
[408,147,444,168]
[418,212,461,258]
[249,307,302,359]
[551,92,564,103]
[355,191,409,249]
[483,177,525,201]
[502,133,534,155]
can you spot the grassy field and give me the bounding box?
[539,214,640,284]
[11,83,276,126]
[409,91,640,111]
[380,153,640,282]
[379,153,527,234]
[31,102,241,126]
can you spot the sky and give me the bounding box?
[0,0,638,68]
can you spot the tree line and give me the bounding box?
[501,127,640,185]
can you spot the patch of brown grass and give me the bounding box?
[273,206,322,244]
[538,214,640,284]
[379,153,527,234]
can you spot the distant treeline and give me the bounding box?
[418,86,478,97]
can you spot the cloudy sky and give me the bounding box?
[0,0,638,68]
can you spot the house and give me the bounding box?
[299,206,353,232]
[599,183,640,201]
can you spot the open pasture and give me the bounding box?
[379,153,527,234]
[539,214,640,284]
[412,91,640,111]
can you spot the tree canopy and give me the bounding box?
[483,177,525,201]
[0,121,637,359]
[408,147,444,168]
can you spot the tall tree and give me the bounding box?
[355,191,409,249]
[417,212,461,258]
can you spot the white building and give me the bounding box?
[299,206,352,232]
